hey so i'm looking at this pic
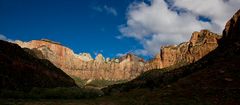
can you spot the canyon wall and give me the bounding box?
[16,30,221,80]
[0,40,77,90]
[145,30,221,70]
[16,39,145,80]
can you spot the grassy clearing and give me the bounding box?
[86,79,128,88]
[71,76,128,88]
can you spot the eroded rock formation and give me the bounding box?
[0,40,77,91]
[222,9,240,47]
[15,30,221,81]
[145,30,221,70]
[16,40,145,80]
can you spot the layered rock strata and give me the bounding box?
[16,30,220,80]
[0,40,77,90]
[16,40,145,80]
[145,30,221,70]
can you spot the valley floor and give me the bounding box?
[2,54,240,105]
[0,88,206,105]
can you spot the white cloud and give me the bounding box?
[0,34,13,42]
[104,5,118,16]
[174,0,240,31]
[116,50,136,57]
[0,34,7,40]
[119,0,240,56]
[92,6,103,12]
[93,5,118,16]
[115,35,124,39]
[116,53,125,57]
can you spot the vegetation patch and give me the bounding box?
[0,87,103,99]
[86,79,128,88]
[71,76,128,88]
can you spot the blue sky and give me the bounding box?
[0,0,146,58]
[0,0,239,59]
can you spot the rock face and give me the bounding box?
[0,40,77,91]
[16,40,145,80]
[95,53,105,62]
[78,53,93,61]
[155,30,221,69]
[15,39,82,73]
[74,53,145,80]
[102,10,240,104]
[222,10,240,48]
[15,30,220,81]
[145,53,161,70]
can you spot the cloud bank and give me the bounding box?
[0,34,14,42]
[0,34,7,40]
[93,5,118,16]
[119,0,240,56]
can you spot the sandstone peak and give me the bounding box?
[190,30,221,46]
[222,9,240,45]
[15,40,23,43]
[78,53,93,61]
[154,53,161,59]
[119,53,144,62]
[16,40,145,80]
[111,58,120,63]
[106,57,111,63]
[161,45,177,49]
[157,30,221,69]
[14,27,222,81]
[0,40,77,90]
[95,53,105,62]
[40,39,61,45]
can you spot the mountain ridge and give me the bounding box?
[15,29,220,82]
[100,9,240,105]
[0,40,77,91]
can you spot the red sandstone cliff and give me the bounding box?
[145,30,221,70]
[0,40,77,91]
[15,30,220,81]
[15,40,145,80]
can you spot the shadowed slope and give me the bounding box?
[101,9,240,105]
[0,40,77,91]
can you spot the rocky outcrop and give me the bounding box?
[103,10,240,103]
[95,53,105,62]
[144,53,162,70]
[15,39,83,73]
[16,40,145,80]
[156,30,221,69]
[78,53,93,61]
[0,40,77,91]
[221,9,240,50]
[76,53,145,80]
[15,30,221,81]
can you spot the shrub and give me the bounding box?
[86,80,127,88]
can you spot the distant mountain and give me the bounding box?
[102,9,240,104]
[0,40,77,91]
[15,31,219,82]
[145,30,220,71]
[15,40,146,80]
[118,53,145,63]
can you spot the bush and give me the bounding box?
[71,76,87,87]
[86,80,127,88]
